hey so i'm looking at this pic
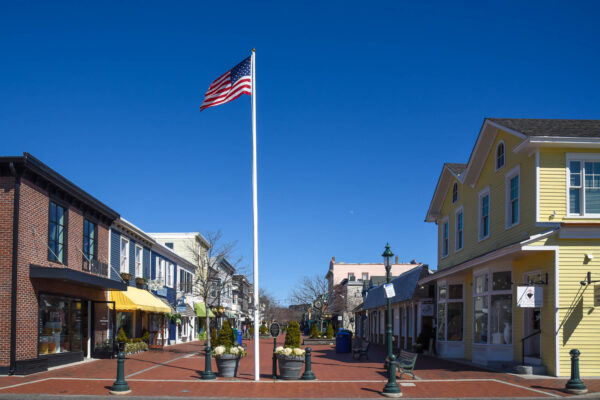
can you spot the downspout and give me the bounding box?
[9,163,21,375]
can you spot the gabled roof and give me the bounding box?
[487,118,600,138]
[362,265,428,310]
[445,163,467,177]
[425,163,465,222]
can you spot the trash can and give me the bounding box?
[335,330,351,353]
[232,328,238,343]
[237,331,243,345]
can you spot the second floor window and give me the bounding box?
[167,263,174,287]
[83,219,96,262]
[442,219,449,257]
[362,272,368,281]
[455,210,463,251]
[569,160,600,215]
[348,272,355,281]
[496,142,505,170]
[135,245,143,277]
[120,237,129,273]
[507,173,519,226]
[452,182,458,203]
[48,202,66,263]
[479,192,490,240]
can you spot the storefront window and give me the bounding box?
[490,294,512,344]
[39,295,82,355]
[447,303,463,341]
[438,283,463,341]
[474,274,487,295]
[437,304,446,340]
[474,295,488,343]
[117,312,133,339]
[492,271,511,291]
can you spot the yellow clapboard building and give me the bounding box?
[422,118,600,376]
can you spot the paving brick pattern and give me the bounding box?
[0,338,597,398]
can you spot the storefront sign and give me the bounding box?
[269,322,280,337]
[517,286,543,308]
[155,287,167,297]
[384,283,396,299]
[421,301,434,316]
[594,285,600,307]
[176,297,186,313]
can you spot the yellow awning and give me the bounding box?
[109,286,171,313]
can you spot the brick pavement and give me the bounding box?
[0,338,597,398]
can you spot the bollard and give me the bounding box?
[301,347,316,380]
[565,349,587,394]
[272,337,277,379]
[109,342,131,395]
[382,354,402,397]
[201,344,216,380]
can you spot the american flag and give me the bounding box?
[200,56,252,111]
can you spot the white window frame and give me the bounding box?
[441,216,449,258]
[455,206,464,252]
[505,165,520,229]
[495,140,505,171]
[134,245,143,278]
[478,187,490,242]
[566,153,600,218]
[362,272,368,281]
[437,279,465,343]
[157,258,165,285]
[120,237,129,273]
[167,262,174,288]
[472,266,513,346]
[452,182,458,204]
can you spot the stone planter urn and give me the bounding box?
[277,355,304,380]
[215,354,240,377]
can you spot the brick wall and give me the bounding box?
[0,177,15,367]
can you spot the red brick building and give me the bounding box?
[0,153,125,374]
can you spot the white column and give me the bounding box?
[87,300,92,359]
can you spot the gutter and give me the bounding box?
[9,163,21,375]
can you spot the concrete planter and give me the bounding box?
[215,354,240,377]
[277,355,304,380]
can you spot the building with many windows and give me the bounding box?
[422,118,600,376]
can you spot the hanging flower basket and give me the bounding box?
[120,272,132,283]
[135,277,147,286]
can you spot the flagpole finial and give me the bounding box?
[252,48,256,52]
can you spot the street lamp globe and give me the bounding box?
[382,243,394,269]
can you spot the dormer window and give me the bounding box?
[496,141,505,170]
[452,182,458,203]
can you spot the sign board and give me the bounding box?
[337,316,342,321]
[595,285,600,307]
[421,300,434,317]
[384,283,396,299]
[517,285,543,308]
[269,322,280,337]
[155,287,167,297]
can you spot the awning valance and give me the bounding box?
[194,302,215,317]
[109,286,171,313]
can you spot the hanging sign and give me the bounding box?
[594,285,600,307]
[269,322,280,337]
[176,297,186,313]
[421,300,434,316]
[384,283,396,299]
[517,286,543,308]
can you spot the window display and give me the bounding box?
[473,270,512,345]
[491,294,512,344]
[447,303,463,341]
[117,312,133,339]
[473,295,488,343]
[39,295,82,355]
[438,283,463,341]
[437,304,445,340]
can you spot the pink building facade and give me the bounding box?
[326,257,421,290]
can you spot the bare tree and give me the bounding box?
[288,274,331,328]
[185,230,244,348]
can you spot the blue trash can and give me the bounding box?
[237,331,243,345]
[336,331,351,353]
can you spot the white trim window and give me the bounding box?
[506,166,520,228]
[473,269,512,345]
[437,282,464,342]
[568,155,600,216]
[134,245,143,278]
[455,208,464,251]
[362,272,368,281]
[168,263,174,287]
[478,188,490,241]
[496,141,505,170]
[452,182,458,204]
[156,258,165,285]
[441,217,449,258]
[120,237,129,273]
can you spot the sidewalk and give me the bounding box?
[0,339,597,398]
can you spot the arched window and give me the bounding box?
[496,142,505,170]
[452,182,458,203]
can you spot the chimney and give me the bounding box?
[395,256,399,264]
[411,259,418,264]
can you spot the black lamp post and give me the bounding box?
[381,243,402,398]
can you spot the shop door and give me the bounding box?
[92,301,116,358]
[524,308,541,359]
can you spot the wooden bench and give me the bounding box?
[352,340,370,360]
[395,350,417,379]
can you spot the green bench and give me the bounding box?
[395,350,417,379]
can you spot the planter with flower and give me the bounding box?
[212,321,246,377]
[276,321,305,380]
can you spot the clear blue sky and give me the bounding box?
[1,1,599,304]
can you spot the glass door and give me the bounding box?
[92,301,115,358]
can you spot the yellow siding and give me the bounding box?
[438,130,542,270]
[539,148,600,223]
[512,251,556,376]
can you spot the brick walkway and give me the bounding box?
[0,338,597,398]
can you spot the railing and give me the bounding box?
[521,330,541,365]
[82,259,109,277]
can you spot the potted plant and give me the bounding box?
[120,272,132,283]
[135,277,147,287]
[275,321,305,380]
[212,321,246,377]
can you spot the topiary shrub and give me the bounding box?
[141,328,150,343]
[284,321,301,349]
[116,327,128,343]
[259,323,268,335]
[218,321,234,348]
[326,323,334,339]
[210,326,218,346]
[309,323,319,339]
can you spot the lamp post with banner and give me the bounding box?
[381,244,401,398]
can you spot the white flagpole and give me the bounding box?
[251,48,260,382]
